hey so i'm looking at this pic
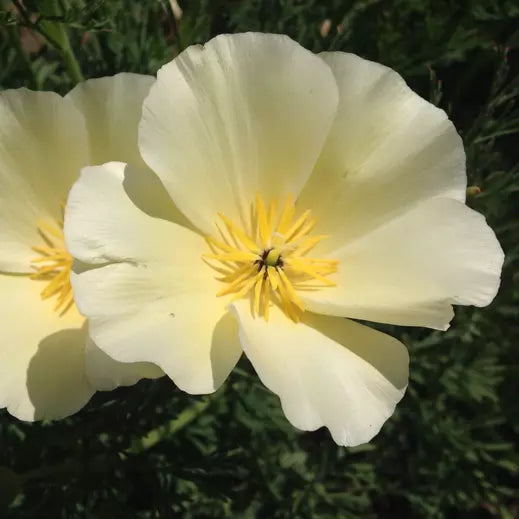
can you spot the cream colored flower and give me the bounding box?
[0,74,163,421]
[65,34,504,445]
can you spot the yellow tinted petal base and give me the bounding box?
[204,195,338,321]
[30,212,74,316]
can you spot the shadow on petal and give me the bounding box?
[210,311,242,390]
[85,335,164,391]
[305,314,409,390]
[122,163,196,231]
[26,325,94,420]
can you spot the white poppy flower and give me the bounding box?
[0,74,163,421]
[65,33,504,446]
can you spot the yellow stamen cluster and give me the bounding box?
[30,217,74,315]
[204,194,338,321]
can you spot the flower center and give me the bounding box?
[204,194,338,321]
[30,214,74,315]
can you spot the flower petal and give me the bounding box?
[84,336,164,391]
[0,273,93,420]
[67,75,190,226]
[0,89,88,273]
[301,197,504,330]
[139,32,339,234]
[72,264,241,394]
[65,162,241,393]
[65,162,197,265]
[66,73,154,169]
[231,301,408,446]
[299,52,466,247]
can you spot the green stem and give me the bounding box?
[59,39,84,83]
[40,0,84,83]
[128,397,212,453]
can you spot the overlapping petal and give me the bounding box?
[300,197,504,329]
[66,73,154,169]
[0,80,173,420]
[67,74,195,226]
[139,32,339,234]
[231,302,408,446]
[0,89,88,273]
[65,162,242,393]
[65,162,196,265]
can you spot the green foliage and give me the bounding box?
[0,0,518,517]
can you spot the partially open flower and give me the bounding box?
[65,33,504,445]
[0,74,163,421]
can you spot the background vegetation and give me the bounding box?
[0,0,518,517]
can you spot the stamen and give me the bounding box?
[256,194,271,247]
[253,274,264,316]
[266,266,279,290]
[204,194,338,321]
[205,251,257,263]
[277,194,295,235]
[291,235,328,256]
[30,217,74,315]
[277,269,305,311]
[284,210,312,242]
[263,279,270,321]
[217,213,259,252]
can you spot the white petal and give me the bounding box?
[67,75,190,226]
[231,302,408,447]
[301,198,504,330]
[66,73,154,169]
[299,52,467,248]
[65,162,241,393]
[0,89,88,273]
[139,33,339,234]
[65,162,197,265]
[72,264,241,394]
[0,273,93,420]
[84,336,164,391]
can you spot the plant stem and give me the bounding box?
[127,397,212,453]
[40,0,84,83]
[59,38,84,84]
